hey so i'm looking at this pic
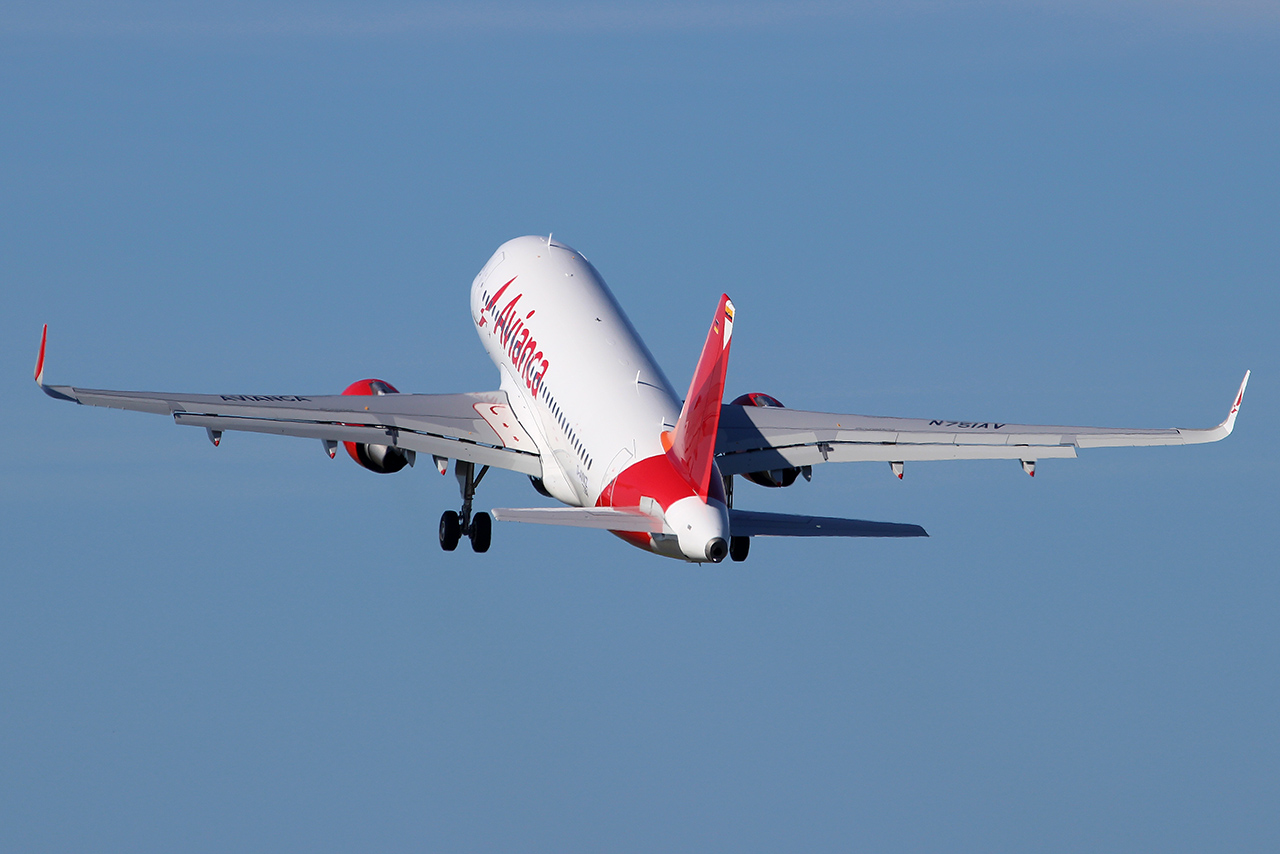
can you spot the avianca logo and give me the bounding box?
[481,277,550,395]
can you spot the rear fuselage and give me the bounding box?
[470,235,729,560]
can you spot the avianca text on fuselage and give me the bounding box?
[478,277,549,397]
[467,237,733,562]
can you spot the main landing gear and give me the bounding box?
[440,460,492,553]
[723,474,750,563]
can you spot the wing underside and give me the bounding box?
[39,382,542,475]
[715,372,1249,476]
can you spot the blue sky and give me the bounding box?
[2,2,1276,851]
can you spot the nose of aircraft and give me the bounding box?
[665,496,731,563]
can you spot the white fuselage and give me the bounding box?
[469,235,729,560]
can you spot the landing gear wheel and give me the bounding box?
[470,511,492,553]
[440,462,492,556]
[439,511,461,551]
[730,536,750,562]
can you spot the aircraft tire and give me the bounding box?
[440,511,461,551]
[470,512,492,553]
[729,536,750,562]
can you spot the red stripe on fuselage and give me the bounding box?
[595,452,727,551]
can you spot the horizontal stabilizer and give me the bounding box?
[491,506,667,533]
[729,508,927,538]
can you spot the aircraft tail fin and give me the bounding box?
[666,294,734,499]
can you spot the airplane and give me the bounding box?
[35,235,1249,563]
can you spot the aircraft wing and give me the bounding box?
[35,328,542,476]
[715,372,1249,476]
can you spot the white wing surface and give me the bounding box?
[715,372,1249,476]
[40,383,543,475]
[35,329,541,476]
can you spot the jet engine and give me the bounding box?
[341,378,415,473]
[730,392,804,488]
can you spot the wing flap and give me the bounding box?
[720,443,1077,475]
[173,412,541,475]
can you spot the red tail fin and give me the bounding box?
[666,294,735,499]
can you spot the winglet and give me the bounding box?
[33,326,79,403]
[1222,370,1250,435]
[35,324,47,386]
[1178,370,1250,445]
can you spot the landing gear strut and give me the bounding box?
[439,460,492,553]
[723,474,749,562]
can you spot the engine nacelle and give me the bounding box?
[731,392,803,488]
[342,378,415,474]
